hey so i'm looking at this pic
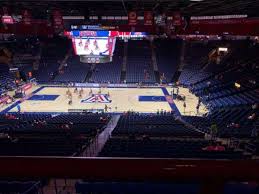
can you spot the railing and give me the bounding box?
[122,41,127,72]
[37,81,172,88]
[0,157,259,181]
[23,181,42,194]
[244,142,257,154]
[150,41,158,71]
[182,111,204,116]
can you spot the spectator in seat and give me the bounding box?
[142,134,150,142]
[202,142,225,151]
[202,142,215,151]
[215,143,225,151]
[4,114,16,120]
[210,123,218,140]
[252,103,258,110]
[248,113,256,120]
[227,123,240,128]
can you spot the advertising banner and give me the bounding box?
[144,11,153,26]
[52,10,63,31]
[172,12,182,26]
[21,83,32,91]
[22,10,32,25]
[128,11,137,25]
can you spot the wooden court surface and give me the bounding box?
[2,86,208,115]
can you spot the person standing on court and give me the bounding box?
[196,104,200,115]
[104,104,108,112]
[17,104,21,114]
[183,101,186,114]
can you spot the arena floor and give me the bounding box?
[1,85,208,115]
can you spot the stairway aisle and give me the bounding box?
[86,114,121,157]
[150,41,160,83]
[120,41,127,82]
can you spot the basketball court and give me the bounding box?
[1,85,208,115]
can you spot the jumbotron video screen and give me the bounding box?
[73,38,110,56]
[68,30,116,63]
[66,28,147,63]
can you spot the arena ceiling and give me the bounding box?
[1,0,259,18]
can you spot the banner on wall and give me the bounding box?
[190,15,247,20]
[1,16,14,24]
[190,19,244,25]
[144,11,153,26]
[2,6,9,16]
[71,30,110,37]
[22,10,32,25]
[172,12,182,26]
[128,11,137,25]
[1,6,13,24]
[155,13,166,26]
[107,37,116,56]
[52,10,63,31]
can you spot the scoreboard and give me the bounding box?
[80,55,112,64]
[66,25,147,64]
[72,37,115,56]
[68,30,116,63]
[70,24,117,31]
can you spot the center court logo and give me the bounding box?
[81,94,112,103]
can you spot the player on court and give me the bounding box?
[66,89,71,97]
[104,104,108,112]
[80,88,84,94]
[78,88,83,99]
[95,94,98,102]
[68,93,72,105]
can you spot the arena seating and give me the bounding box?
[0,137,88,156]
[183,107,257,138]
[180,41,218,72]
[112,114,204,137]
[54,56,90,83]
[2,0,259,192]
[36,60,60,82]
[178,41,258,141]
[154,39,181,83]
[0,64,16,95]
[0,113,52,132]
[0,37,258,193]
[126,40,156,83]
[90,40,124,83]
[0,181,41,194]
[75,181,201,194]
[75,182,259,194]
[0,113,109,132]
[0,113,110,156]
[99,138,244,159]
[36,38,71,83]
[99,113,246,159]
[179,69,212,87]
[178,40,256,87]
